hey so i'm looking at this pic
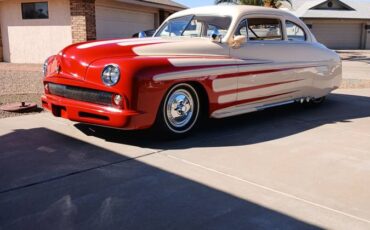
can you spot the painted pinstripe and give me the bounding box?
[77,39,129,49]
[168,58,270,67]
[77,38,164,49]
[212,91,298,118]
[217,80,303,104]
[153,61,319,105]
[217,64,323,80]
[212,68,305,92]
[232,91,298,107]
[212,78,238,93]
[154,62,324,82]
[153,66,239,82]
[224,79,302,95]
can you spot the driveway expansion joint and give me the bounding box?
[163,153,370,225]
[0,149,166,195]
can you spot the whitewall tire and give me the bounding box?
[155,83,201,137]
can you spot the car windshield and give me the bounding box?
[155,15,232,38]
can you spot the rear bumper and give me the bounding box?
[41,94,141,129]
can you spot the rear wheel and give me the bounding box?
[154,83,201,137]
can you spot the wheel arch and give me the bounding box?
[129,77,211,130]
[184,81,210,117]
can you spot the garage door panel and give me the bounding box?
[312,23,361,49]
[96,6,155,39]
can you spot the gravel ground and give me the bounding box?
[0,67,43,96]
[0,64,44,119]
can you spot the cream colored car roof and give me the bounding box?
[163,5,314,42]
[166,5,298,21]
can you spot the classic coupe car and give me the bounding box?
[41,5,341,136]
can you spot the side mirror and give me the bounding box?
[228,35,246,48]
[138,31,147,38]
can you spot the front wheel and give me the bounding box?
[154,83,201,138]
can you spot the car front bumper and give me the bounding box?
[41,93,141,129]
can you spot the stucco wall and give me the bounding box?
[0,0,73,63]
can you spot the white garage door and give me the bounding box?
[311,23,362,49]
[96,5,155,39]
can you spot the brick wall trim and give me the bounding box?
[70,0,96,43]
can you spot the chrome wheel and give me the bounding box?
[162,84,200,134]
[166,89,194,128]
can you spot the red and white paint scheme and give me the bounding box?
[42,5,341,136]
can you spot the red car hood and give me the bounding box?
[56,37,169,80]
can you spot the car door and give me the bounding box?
[230,16,307,108]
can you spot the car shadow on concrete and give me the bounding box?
[0,127,319,229]
[74,93,370,150]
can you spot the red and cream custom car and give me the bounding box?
[42,5,341,136]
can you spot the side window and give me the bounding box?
[286,20,306,41]
[157,15,231,38]
[182,19,203,37]
[247,18,283,41]
[234,19,248,36]
[207,24,228,38]
[157,15,193,37]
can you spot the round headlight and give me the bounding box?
[102,64,120,86]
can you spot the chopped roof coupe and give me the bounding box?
[42,5,341,137]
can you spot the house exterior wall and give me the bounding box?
[0,0,72,63]
[0,0,182,63]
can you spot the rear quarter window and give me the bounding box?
[286,20,307,41]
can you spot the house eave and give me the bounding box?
[300,16,370,21]
[115,0,187,11]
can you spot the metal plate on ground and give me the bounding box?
[0,102,38,112]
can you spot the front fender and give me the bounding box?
[87,56,221,130]
[87,57,178,129]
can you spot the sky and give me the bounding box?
[174,0,215,8]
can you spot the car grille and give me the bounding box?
[48,83,113,106]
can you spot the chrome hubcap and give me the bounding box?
[166,89,194,128]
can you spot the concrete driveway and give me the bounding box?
[1,88,370,229]
[337,50,370,88]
